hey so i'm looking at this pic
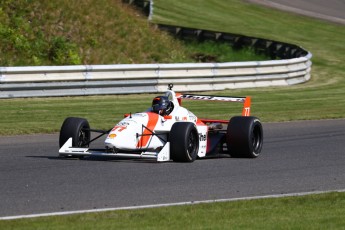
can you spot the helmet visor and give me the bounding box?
[152,103,166,113]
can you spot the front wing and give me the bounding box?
[59,138,171,162]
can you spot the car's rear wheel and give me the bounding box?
[226,116,263,158]
[59,117,90,148]
[170,122,199,162]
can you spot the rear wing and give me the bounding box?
[176,94,251,117]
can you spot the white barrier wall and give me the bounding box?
[0,53,311,98]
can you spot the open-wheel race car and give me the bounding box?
[59,84,263,162]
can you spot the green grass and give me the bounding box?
[2,192,345,229]
[2,0,344,135]
[6,86,343,135]
[0,0,265,66]
[0,95,150,135]
[152,0,345,120]
[0,0,187,65]
[180,40,268,62]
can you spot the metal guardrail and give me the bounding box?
[0,53,311,98]
[0,0,312,98]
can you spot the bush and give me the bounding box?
[48,37,81,65]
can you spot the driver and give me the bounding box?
[152,96,173,116]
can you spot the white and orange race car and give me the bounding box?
[59,85,263,162]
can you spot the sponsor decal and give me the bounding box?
[108,134,117,139]
[199,133,207,142]
[111,126,127,132]
[117,121,130,126]
[133,113,147,117]
[180,94,245,102]
[175,116,187,121]
[188,112,197,122]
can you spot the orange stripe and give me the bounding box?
[175,93,182,105]
[241,96,251,116]
[136,112,159,148]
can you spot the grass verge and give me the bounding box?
[1,192,345,229]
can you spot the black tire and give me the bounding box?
[226,116,263,158]
[59,117,90,148]
[170,122,199,162]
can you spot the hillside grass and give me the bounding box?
[0,0,185,65]
[0,0,266,66]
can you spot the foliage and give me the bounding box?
[0,0,265,66]
[0,0,80,65]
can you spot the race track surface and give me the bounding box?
[1,0,345,219]
[1,119,345,217]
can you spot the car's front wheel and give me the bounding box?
[59,117,90,148]
[170,122,199,162]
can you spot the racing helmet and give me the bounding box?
[152,96,172,115]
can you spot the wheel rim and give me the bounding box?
[252,125,262,152]
[77,127,89,147]
[187,131,197,155]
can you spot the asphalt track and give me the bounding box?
[1,0,345,219]
[1,119,345,217]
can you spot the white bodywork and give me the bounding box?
[59,90,208,161]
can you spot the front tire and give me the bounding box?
[226,116,263,158]
[170,122,199,162]
[59,117,90,148]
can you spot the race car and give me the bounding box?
[59,84,263,162]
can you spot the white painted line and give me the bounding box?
[1,189,345,220]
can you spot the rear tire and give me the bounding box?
[226,116,263,158]
[170,122,199,162]
[59,117,90,148]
